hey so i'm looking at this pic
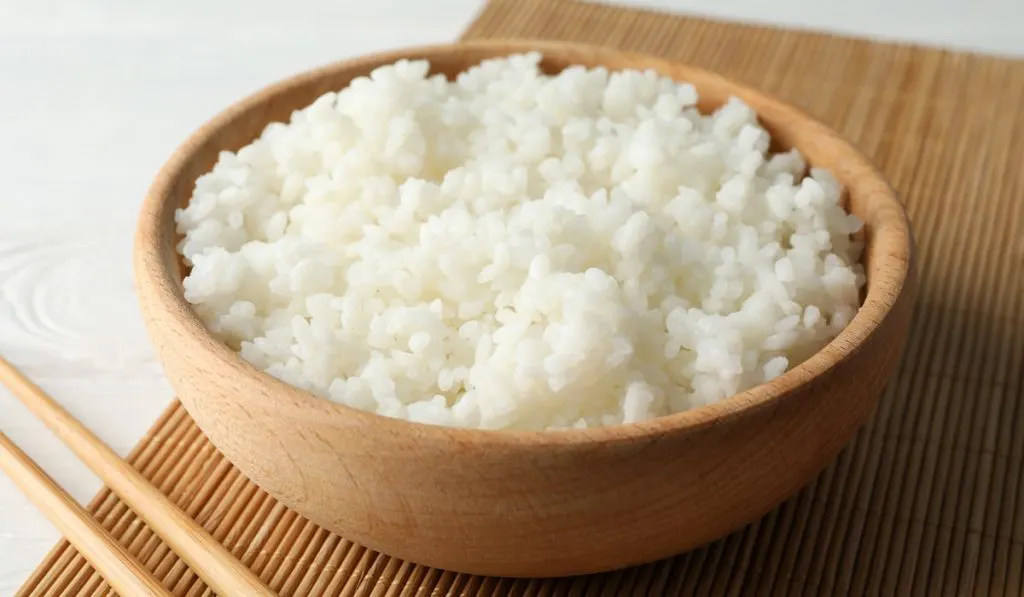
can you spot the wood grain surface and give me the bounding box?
[19,0,1024,594]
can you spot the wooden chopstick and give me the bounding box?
[0,356,275,596]
[0,431,173,596]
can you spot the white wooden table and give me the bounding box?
[1,0,1020,592]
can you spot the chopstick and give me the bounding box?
[0,356,275,596]
[0,431,173,596]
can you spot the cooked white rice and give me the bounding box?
[175,53,865,431]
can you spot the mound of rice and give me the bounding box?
[175,53,865,431]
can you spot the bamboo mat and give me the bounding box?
[19,0,1024,595]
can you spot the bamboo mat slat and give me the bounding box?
[18,0,1024,594]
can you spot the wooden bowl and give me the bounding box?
[134,40,917,578]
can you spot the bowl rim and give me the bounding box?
[134,39,914,447]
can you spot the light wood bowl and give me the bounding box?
[134,40,917,578]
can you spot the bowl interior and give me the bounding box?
[143,40,911,439]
